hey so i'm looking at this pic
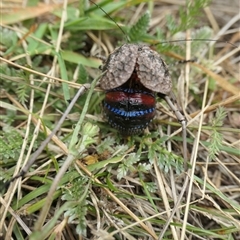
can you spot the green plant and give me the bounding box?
[208,107,227,160]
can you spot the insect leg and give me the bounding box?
[163,94,188,170]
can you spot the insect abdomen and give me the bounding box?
[103,84,156,135]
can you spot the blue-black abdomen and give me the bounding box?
[103,74,156,135]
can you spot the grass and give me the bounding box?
[0,0,240,239]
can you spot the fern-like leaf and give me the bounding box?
[148,140,184,174]
[117,153,140,180]
[167,0,211,35]
[78,64,89,84]
[62,176,89,236]
[208,107,227,160]
[128,11,150,43]
[16,82,29,104]
[0,129,23,163]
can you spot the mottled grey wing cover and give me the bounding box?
[100,44,139,90]
[136,46,172,94]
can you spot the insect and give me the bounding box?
[100,44,168,135]
[99,44,186,145]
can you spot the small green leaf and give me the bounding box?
[128,11,150,43]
